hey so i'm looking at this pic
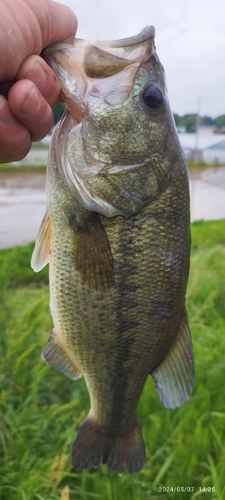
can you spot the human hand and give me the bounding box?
[0,0,77,162]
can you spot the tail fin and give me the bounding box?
[71,414,145,474]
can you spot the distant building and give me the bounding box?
[213,127,225,134]
[202,140,225,164]
[176,126,186,134]
[178,129,225,163]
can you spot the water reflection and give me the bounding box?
[0,166,225,249]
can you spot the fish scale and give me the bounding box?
[31,25,194,473]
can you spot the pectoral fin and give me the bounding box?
[42,329,82,380]
[31,212,51,272]
[152,312,194,409]
[69,211,114,290]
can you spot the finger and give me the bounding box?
[0,2,77,82]
[8,80,53,141]
[0,96,31,163]
[41,2,78,46]
[16,55,61,108]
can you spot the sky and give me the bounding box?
[58,0,225,118]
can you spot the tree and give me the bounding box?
[173,114,197,132]
[214,115,225,128]
[201,116,214,126]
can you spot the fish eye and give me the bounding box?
[141,84,164,110]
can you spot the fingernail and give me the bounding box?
[20,87,41,115]
[0,96,16,124]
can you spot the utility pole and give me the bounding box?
[194,97,201,163]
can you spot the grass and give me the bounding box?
[1,156,224,172]
[0,164,46,171]
[0,220,225,499]
[187,160,225,170]
[31,141,48,150]
[0,141,47,170]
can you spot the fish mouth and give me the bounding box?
[42,26,156,122]
[43,25,155,56]
[84,25,155,48]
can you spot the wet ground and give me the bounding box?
[0,165,225,249]
[0,169,46,249]
[189,166,225,221]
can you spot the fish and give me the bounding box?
[31,26,194,474]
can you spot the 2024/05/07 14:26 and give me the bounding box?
[158,486,216,493]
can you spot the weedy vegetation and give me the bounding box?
[0,219,225,500]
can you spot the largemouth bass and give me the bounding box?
[31,26,194,474]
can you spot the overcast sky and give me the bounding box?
[58,0,225,118]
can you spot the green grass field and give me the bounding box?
[0,220,225,500]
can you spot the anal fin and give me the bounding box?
[42,329,82,380]
[152,311,194,409]
[31,211,51,272]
